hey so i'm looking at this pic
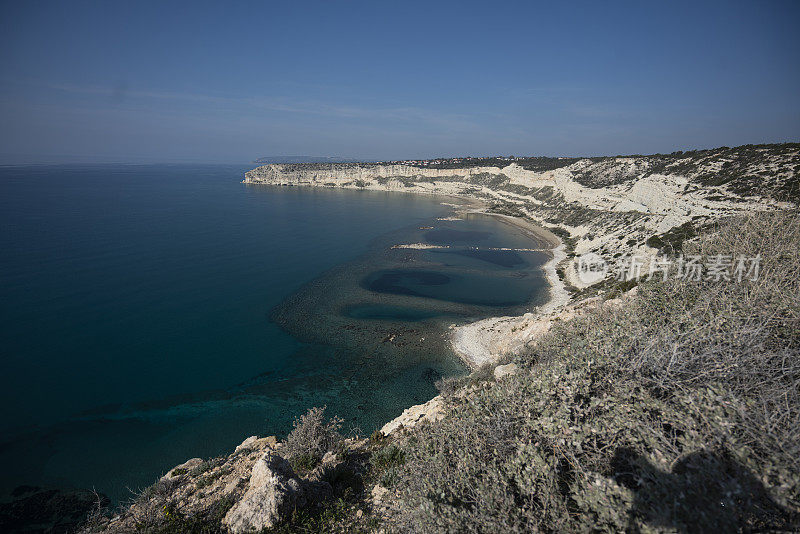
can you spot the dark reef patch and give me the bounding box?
[362,270,451,297]
[361,268,540,307]
[343,304,446,322]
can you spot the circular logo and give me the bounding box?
[575,253,608,284]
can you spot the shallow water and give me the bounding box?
[0,165,551,502]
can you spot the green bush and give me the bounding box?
[646,221,697,254]
[370,445,406,487]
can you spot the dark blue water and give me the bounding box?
[0,165,551,503]
[362,268,539,306]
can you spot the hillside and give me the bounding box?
[83,144,799,533]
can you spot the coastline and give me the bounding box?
[84,147,799,532]
[447,210,569,369]
[245,180,570,374]
[378,206,570,436]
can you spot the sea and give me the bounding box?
[0,164,550,503]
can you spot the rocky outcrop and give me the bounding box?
[380,395,445,436]
[92,433,360,533]
[95,435,281,532]
[222,451,308,533]
[222,448,341,533]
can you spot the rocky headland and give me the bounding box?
[245,144,797,291]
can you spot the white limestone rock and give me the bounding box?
[222,451,305,533]
[494,363,519,380]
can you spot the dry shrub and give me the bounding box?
[627,212,800,475]
[282,406,344,470]
[390,210,800,533]
[435,363,495,396]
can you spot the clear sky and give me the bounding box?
[1,0,799,163]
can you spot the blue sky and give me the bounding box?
[1,0,798,163]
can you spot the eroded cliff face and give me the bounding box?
[245,145,799,290]
[244,163,504,190]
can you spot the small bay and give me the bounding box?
[0,164,550,502]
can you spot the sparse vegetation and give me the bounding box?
[389,211,800,532]
[486,201,525,218]
[283,407,344,472]
[546,225,576,253]
[468,172,509,189]
[646,220,697,253]
[265,491,376,534]
[145,495,235,534]
[370,445,406,488]
[98,143,800,532]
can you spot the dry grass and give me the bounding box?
[390,210,800,533]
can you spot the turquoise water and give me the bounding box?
[0,165,550,503]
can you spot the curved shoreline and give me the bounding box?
[240,181,569,436]
[246,181,570,372]
[447,211,568,369]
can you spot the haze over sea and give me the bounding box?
[0,164,549,502]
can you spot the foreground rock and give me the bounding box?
[380,395,445,436]
[93,436,279,532]
[90,434,369,533]
[223,451,307,533]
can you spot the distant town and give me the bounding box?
[378,155,584,172]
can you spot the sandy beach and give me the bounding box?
[436,205,571,369]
